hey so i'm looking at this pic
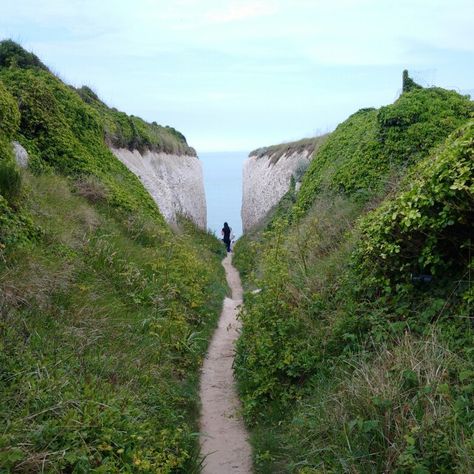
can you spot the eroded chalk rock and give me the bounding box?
[110,147,207,229]
[13,141,28,168]
[242,137,326,233]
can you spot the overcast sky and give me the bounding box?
[1,0,473,152]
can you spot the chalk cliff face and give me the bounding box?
[242,138,325,233]
[111,148,207,229]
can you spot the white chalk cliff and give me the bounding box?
[111,148,207,229]
[242,139,325,233]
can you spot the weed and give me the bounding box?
[0,41,227,472]
[235,78,474,472]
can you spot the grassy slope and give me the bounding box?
[234,81,474,473]
[0,42,226,473]
[76,85,196,156]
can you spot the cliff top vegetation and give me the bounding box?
[250,135,328,164]
[0,40,195,157]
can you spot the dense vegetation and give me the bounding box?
[0,42,226,472]
[76,86,196,156]
[234,76,473,472]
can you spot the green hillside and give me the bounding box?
[0,41,226,472]
[234,74,474,472]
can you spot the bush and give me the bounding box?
[0,158,21,204]
[354,121,474,291]
[233,235,260,284]
[76,85,196,156]
[296,87,473,213]
[0,40,48,71]
[234,83,474,472]
[0,67,160,217]
[377,87,474,166]
[296,108,379,211]
[0,81,20,139]
[0,41,228,472]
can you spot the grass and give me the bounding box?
[234,78,474,472]
[0,170,227,472]
[251,332,473,473]
[250,136,328,164]
[0,41,228,472]
[76,86,196,156]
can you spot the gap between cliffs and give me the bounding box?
[199,254,252,473]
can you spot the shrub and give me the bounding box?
[296,108,379,211]
[377,87,474,166]
[0,194,38,252]
[234,82,474,472]
[296,87,473,213]
[0,67,159,217]
[353,121,474,291]
[0,158,21,204]
[0,40,48,71]
[76,85,196,156]
[0,80,20,139]
[402,69,422,93]
[0,41,227,472]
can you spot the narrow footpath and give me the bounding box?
[199,253,252,473]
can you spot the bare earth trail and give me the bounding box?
[199,253,252,473]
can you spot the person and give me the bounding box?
[221,222,232,252]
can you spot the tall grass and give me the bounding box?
[0,170,227,472]
[234,84,474,472]
[251,332,473,473]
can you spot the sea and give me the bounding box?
[198,151,249,240]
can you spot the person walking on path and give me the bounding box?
[221,222,232,252]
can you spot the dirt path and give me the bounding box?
[199,253,252,473]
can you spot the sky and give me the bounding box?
[1,0,473,152]
[200,151,246,237]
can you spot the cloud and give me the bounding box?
[206,1,277,23]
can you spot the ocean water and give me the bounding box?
[199,151,248,239]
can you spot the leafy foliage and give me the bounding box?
[0,80,20,140]
[296,87,473,213]
[295,107,383,209]
[0,80,38,250]
[0,42,227,472]
[233,235,260,284]
[0,159,21,204]
[76,85,196,156]
[0,66,164,218]
[354,121,474,290]
[0,40,48,71]
[377,87,473,166]
[402,69,422,93]
[234,82,474,472]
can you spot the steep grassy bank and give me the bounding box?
[0,42,226,472]
[234,77,473,472]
